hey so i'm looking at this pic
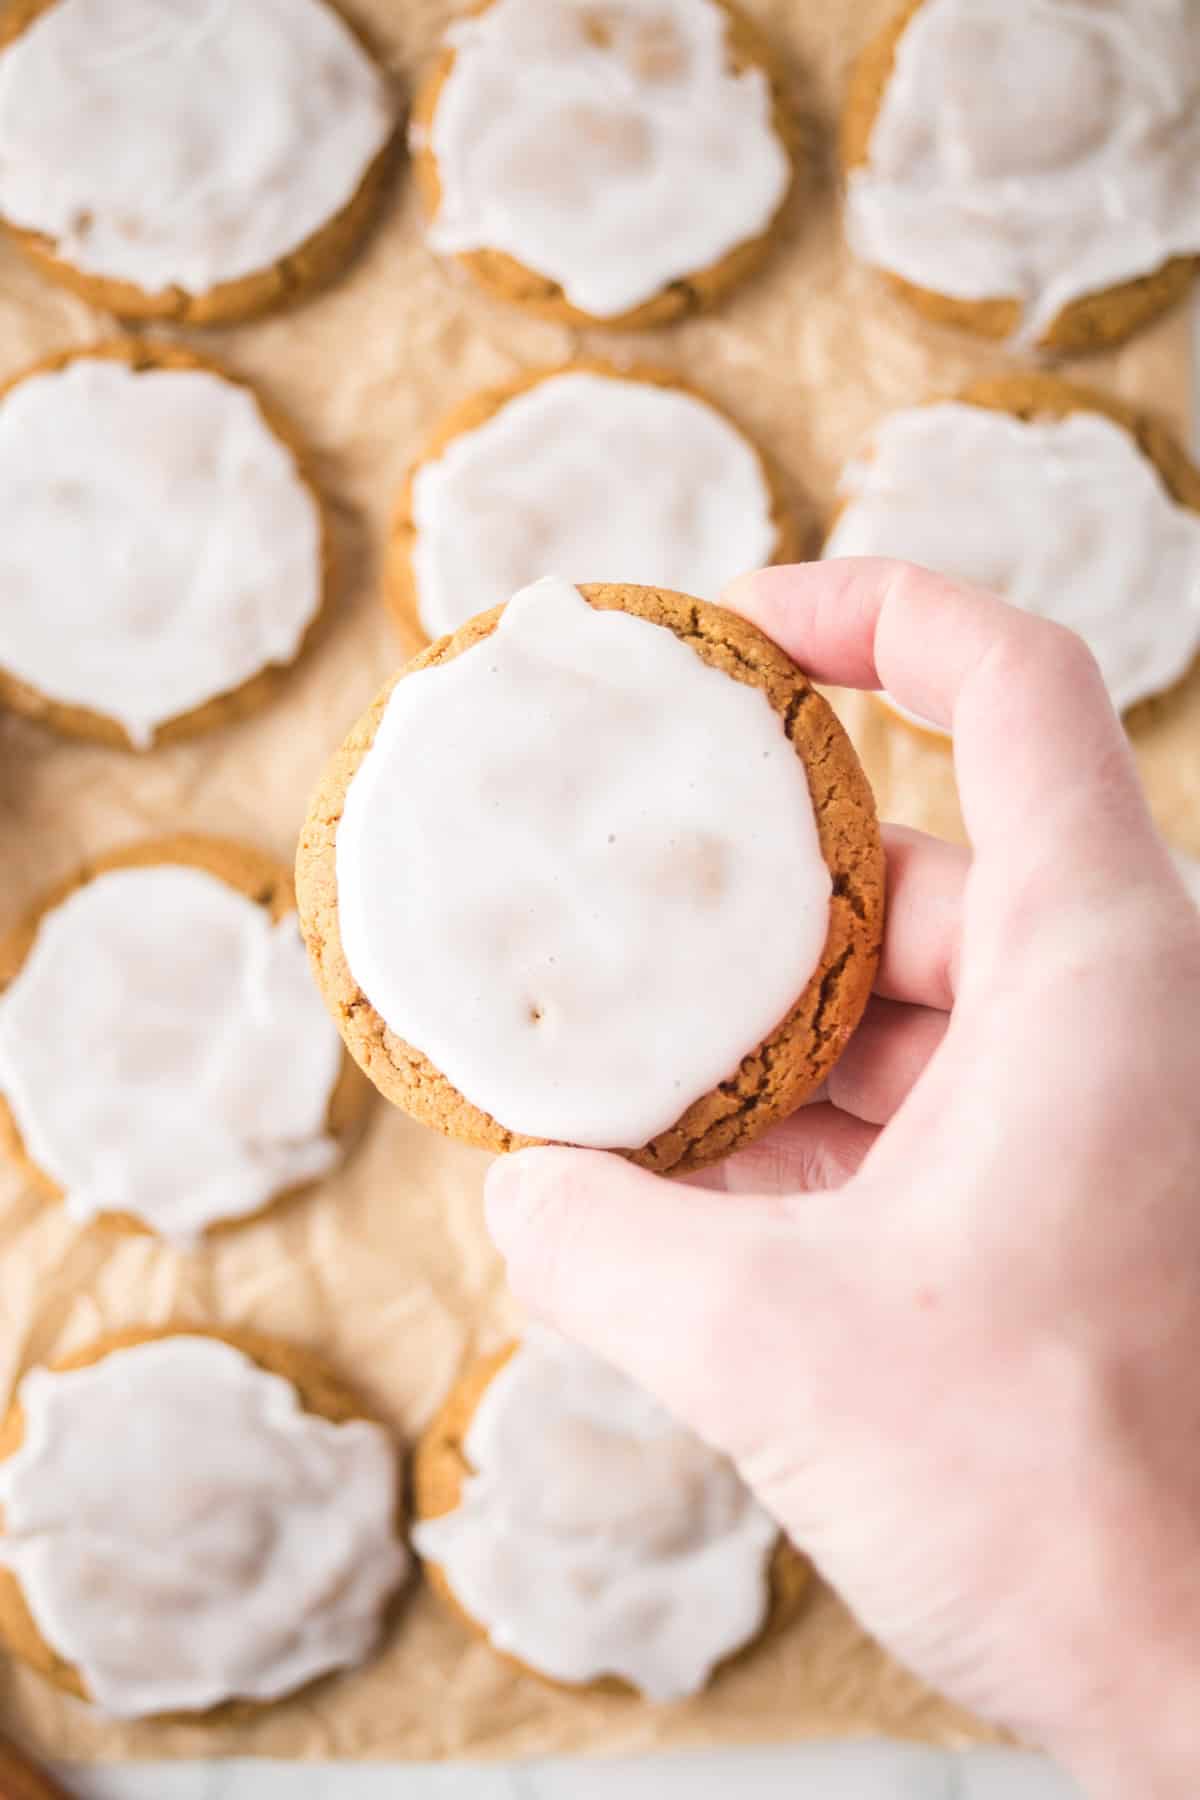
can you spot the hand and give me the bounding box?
[485,559,1200,1800]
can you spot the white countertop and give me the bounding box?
[62,1746,1081,1800]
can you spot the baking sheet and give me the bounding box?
[1,0,1197,1763]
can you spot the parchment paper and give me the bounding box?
[1,0,1197,1764]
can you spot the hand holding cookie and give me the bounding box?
[486,558,1200,1800]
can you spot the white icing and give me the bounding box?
[845,0,1200,346]
[0,864,345,1243]
[0,358,323,748]
[336,577,831,1149]
[425,0,791,318]
[411,372,779,639]
[0,0,394,294]
[823,403,1200,726]
[413,1327,778,1699]
[0,1337,407,1719]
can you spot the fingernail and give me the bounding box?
[721,569,760,614]
[483,1154,522,1251]
[484,1147,557,1253]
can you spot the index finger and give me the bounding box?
[725,558,1159,878]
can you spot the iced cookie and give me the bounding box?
[389,362,799,648]
[297,577,884,1174]
[823,375,1200,739]
[842,0,1199,353]
[0,835,369,1243]
[411,0,795,328]
[413,1328,810,1698]
[0,342,330,750]
[0,0,396,324]
[0,1327,408,1719]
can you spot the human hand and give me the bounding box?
[485,559,1200,1799]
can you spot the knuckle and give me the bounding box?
[1033,619,1101,688]
[967,617,1108,745]
[989,614,1093,689]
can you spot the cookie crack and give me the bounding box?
[677,622,761,682]
[811,944,855,1047]
[783,686,818,739]
[831,870,867,921]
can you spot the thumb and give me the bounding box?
[485,1145,850,1467]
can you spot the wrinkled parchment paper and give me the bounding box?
[1,0,1197,1764]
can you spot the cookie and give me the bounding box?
[0,0,395,325]
[412,1330,811,1698]
[823,374,1200,740]
[842,0,1198,353]
[297,577,884,1175]
[0,341,332,750]
[0,1326,407,1721]
[411,0,796,328]
[388,360,802,649]
[0,834,371,1241]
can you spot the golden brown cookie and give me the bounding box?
[841,0,1197,354]
[297,582,885,1175]
[0,834,371,1234]
[0,1325,400,1722]
[411,0,797,329]
[0,340,333,750]
[387,359,803,654]
[0,0,396,326]
[823,373,1200,743]
[412,1341,812,1696]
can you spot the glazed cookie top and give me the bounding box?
[0,853,345,1241]
[335,576,832,1150]
[0,1334,406,1718]
[0,0,394,296]
[421,0,792,319]
[0,351,323,747]
[845,0,1200,347]
[824,400,1200,729]
[414,1327,778,1699]
[407,369,781,639]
